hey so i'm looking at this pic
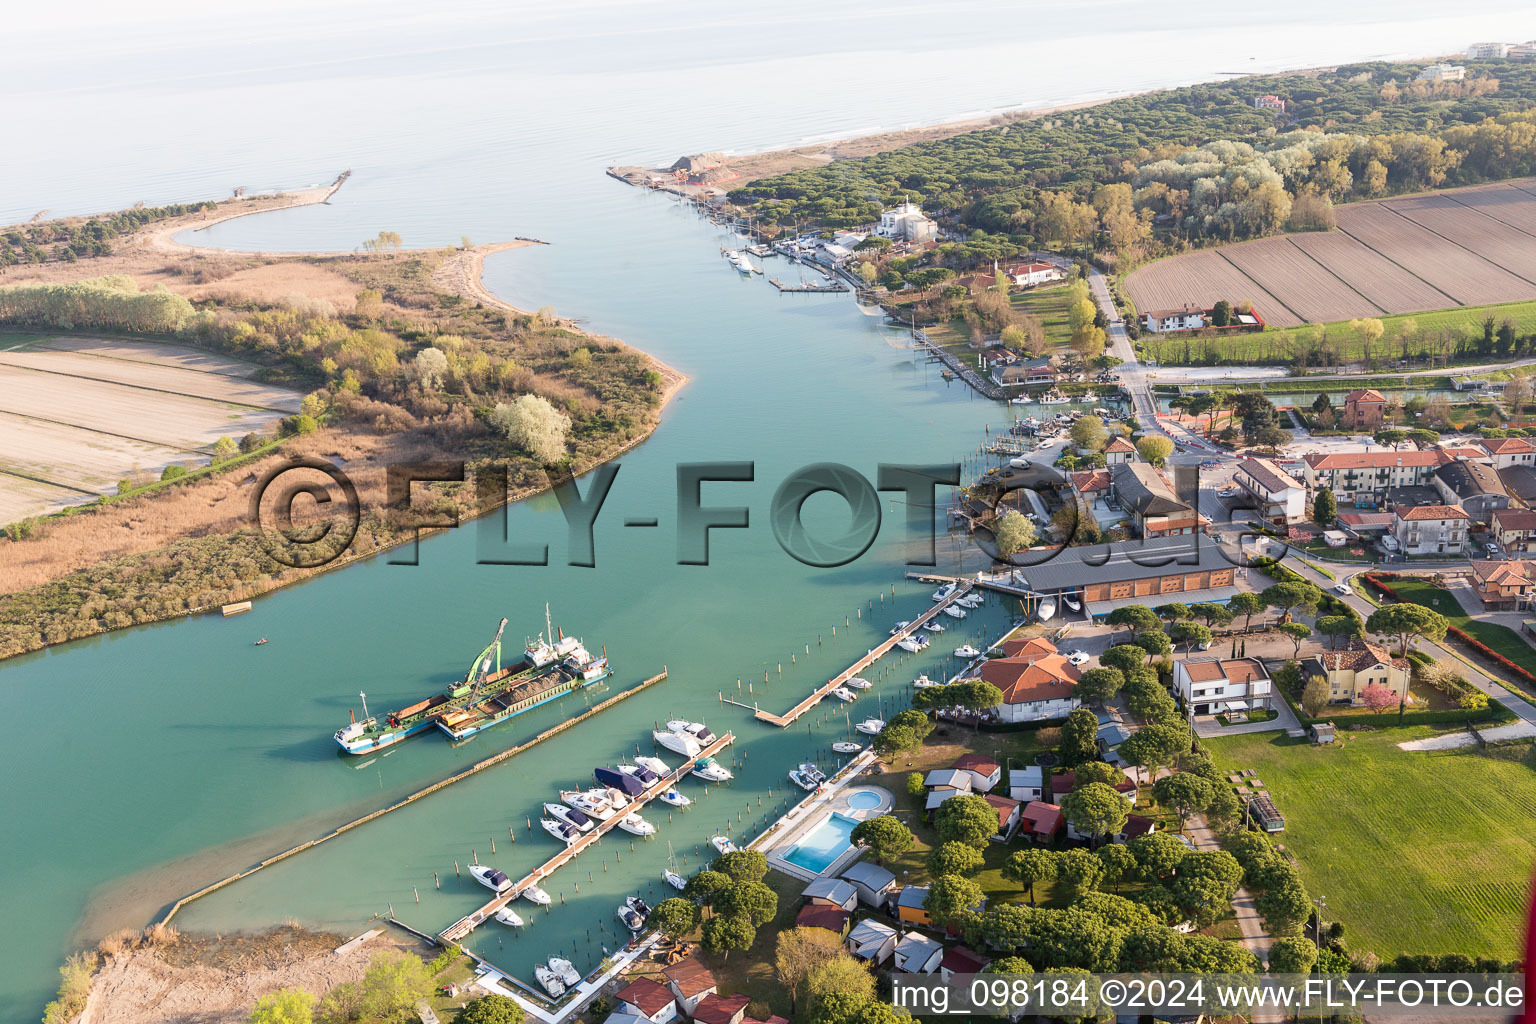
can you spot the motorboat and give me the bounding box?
[470,865,512,893]
[931,583,956,602]
[845,676,872,689]
[1037,599,1057,622]
[494,907,524,928]
[834,686,859,702]
[652,728,702,758]
[561,788,613,816]
[692,756,733,782]
[1039,392,1070,405]
[667,720,716,745]
[619,763,662,787]
[788,762,827,790]
[1009,396,1031,405]
[625,895,652,919]
[541,817,582,845]
[659,788,691,808]
[921,620,946,633]
[942,605,968,619]
[664,869,687,891]
[957,593,984,608]
[855,718,886,735]
[710,835,737,855]
[954,645,982,659]
[521,884,552,906]
[897,634,930,653]
[832,741,863,754]
[618,812,656,837]
[600,786,631,809]
[534,965,566,999]
[595,768,646,800]
[912,674,941,689]
[617,904,646,932]
[1063,596,1082,612]
[543,803,595,833]
[253,637,268,646]
[888,621,911,635]
[548,957,581,987]
[634,755,671,777]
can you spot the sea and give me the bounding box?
[2,0,1530,1015]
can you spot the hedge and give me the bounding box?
[1365,573,1536,689]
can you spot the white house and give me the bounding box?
[847,918,898,964]
[950,753,1003,792]
[1142,306,1206,333]
[1234,457,1306,524]
[876,202,938,242]
[662,958,718,1019]
[1392,504,1469,556]
[1172,657,1273,718]
[841,861,898,908]
[1002,261,1063,288]
[614,978,679,1024]
[1418,62,1466,81]
[1480,437,1536,470]
[1467,41,1510,58]
[893,932,945,974]
[1008,764,1046,803]
[978,652,1081,724]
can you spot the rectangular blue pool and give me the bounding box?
[783,812,858,874]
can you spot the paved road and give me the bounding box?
[1187,813,1278,1008]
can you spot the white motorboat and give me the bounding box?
[534,965,566,999]
[942,605,968,619]
[788,762,827,790]
[659,787,691,808]
[845,676,873,689]
[619,763,663,787]
[635,755,671,777]
[897,634,930,653]
[626,895,652,919]
[618,812,657,837]
[521,884,552,906]
[494,907,524,928]
[832,686,857,702]
[541,817,582,845]
[1063,596,1082,612]
[664,869,687,891]
[692,756,733,782]
[832,741,863,754]
[954,644,982,659]
[855,718,886,735]
[1009,396,1031,405]
[1037,599,1057,622]
[470,865,512,893]
[889,621,911,635]
[561,788,612,817]
[617,904,646,931]
[599,786,631,809]
[710,835,737,855]
[549,957,581,987]
[666,720,716,744]
[912,674,941,689]
[931,583,956,602]
[957,593,984,608]
[1039,392,1070,405]
[653,729,702,758]
[921,620,946,633]
[544,802,595,833]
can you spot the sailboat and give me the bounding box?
[664,842,687,890]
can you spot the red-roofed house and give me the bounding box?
[1493,508,1536,554]
[1480,436,1536,470]
[1019,801,1065,843]
[982,793,1023,840]
[794,903,852,938]
[1117,814,1159,843]
[951,753,1003,792]
[1171,657,1272,718]
[692,993,751,1024]
[1051,769,1136,807]
[978,654,1081,724]
[1392,504,1469,556]
[998,636,1058,660]
[1469,559,1536,609]
[1341,389,1387,428]
[663,958,718,1017]
[939,946,992,981]
[1103,436,1137,466]
[616,977,680,1023]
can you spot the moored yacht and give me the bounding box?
[541,817,581,845]
[921,620,946,632]
[692,756,732,782]
[470,865,512,893]
[855,718,886,735]
[931,583,956,602]
[652,728,702,758]
[832,741,863,754]
[897,634,930,653]
[543,802,595,833]
[845,676,872,689]
[954,644,982,659]
[594,768,645,800]
[560,788,613,816]
[634,755,671,777]
[534,965,566,999]
[832,686,857,702]
[942,605,968,619]
[659,787,691,808]
[664,869,687,891]
[710,835,737,855]
[548,958,581,987]
[888,621,910,635]
[520,884,552,905]
[912,674,940,689]
[619,763,662,787]
[494,907,524,927]
[666,720,716,745]
[618,812,656,837]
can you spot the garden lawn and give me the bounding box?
[1009,285,1076,350]
[1206,729,1536,960]
[1385,579,1536,675]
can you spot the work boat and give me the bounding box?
[710,835,737,855]
[470,865,512,893]
[560,788,613,816]
[832,687,857,702]
[494,908,524,928]
[634,755,671,777]
[844,676,872,689]
[832,741,863,754]
[954,644,982,659]
[788,762,827,790]
[541,817,581,845]
[692,756,733,782]
[855,718,886,735]
[548,958,581,987]
[543,803,595,833]
[618,812,656,837]
[534,965,566,999]
[520,884,552,906]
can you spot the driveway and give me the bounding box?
[1191,693,1301,738]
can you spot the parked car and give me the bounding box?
[1485,542,1501,556]
[1065,650,1090,666]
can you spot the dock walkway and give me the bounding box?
[914,329,1008,400]
[441,730,736,942]
[751,583,973,727]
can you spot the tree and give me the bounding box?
[716,880,778,926]
[701,914,756,960]
[803,959,876,1019]
[1188,602,1233,628]
[357,950,432,1021]
[211,435,238,461]
[1155,602,1190,624]
[850,816,914,863]
[1005,848,1058,905]
[872,723,919,759]
[683,870,732,908]
[160,463,189,481]
[1228,592,1264,630]
[1073,761,1123,789]
[1260,581,1321,624]
[953,680,1005,731]
[453,996,525,1024]
[993,510,1036,556]
[935,793,1001,848]
[651,898,700,940]
[1315,615,1357,650]
[1059,708,1101,765]
[712,849,768,883]
[928,841,984,878]
[1100,644,1148,675]
[1128,832,1187,882]
[1360,681,1398,714]
[1135,630,1172,663]
[1055,847,1106,896]
[1269,936,1319,974]
[1137,435,1174,465]
[775,928,849,1013]
[412,347,449,390]
[1118,722,1187,786]
[1153,772,1212,829]
[1168,621,1211,651]
[1074,667,1124,706]
[1365,603,1448,656]
[489,394,572,463]
[1070,415,1109,453]
[1128,686,1177,725]
[1060,782,1129,844]
[1301,675,1330,717]
[925,874,986,929]
[1210,300,1233,327]
[250,989,315,1024]
[1312,487,1338,527]
[1095,844,1137,894]
[984,955,1035,974]
[1106,605,1159,642]
[1255,876,1312,935]
[1277,622,1311,658]
[1204,785,1242,832]
[886,708,933,741]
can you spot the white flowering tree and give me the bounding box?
[490,394,572,464]
[412,347,448,390]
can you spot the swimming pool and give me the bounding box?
[845,790,882,811]
[782,812,858,874]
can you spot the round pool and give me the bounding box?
[845,790,882,811]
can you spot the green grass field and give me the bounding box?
[1385,579,1536,687]
[926,284,1079,361]
[1207,729,1536,960]
[1141,298,1536,367]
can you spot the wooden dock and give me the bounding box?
[751,583,974,727]
[768,277,848,293]
[440,730,736,943]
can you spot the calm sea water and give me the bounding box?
[3,1,1531,1014]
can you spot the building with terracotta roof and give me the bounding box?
[1305,639,1410,705]
[1303,449,1462,506]
[998,635,1057,660]
[794,903,852,938]
[1111,462,1199,537]
[1493,509,1536,555]
[982,793,1023,840]
[1469,559,1536,609]
[1481,436,1536,470]
[1433,458,1510,523]
[615,977,679,1023]
[1103,436,1137,465]
[1172,657,1272,717]
[692,993,751,1024]
[1392,504,1469,556]
[1341,389,1387,428]
[951,753,1003,792]
[940,946,992,980]
[977,653,1081,724]
[1018,800,1064,843]
[1050,769,1136,805]
[1234,457,1306,524]
[662,957,718,1017]
[1118,814,1159,843]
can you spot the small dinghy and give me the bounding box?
[855,718,886,735]
[520,884,552,906]
[618,812,656,837]
[549,957,581,986]
[832,686,857,702]
[664,870,687,891]
[659,787,691,808]
[832,741,863,754]
[494,907,524,927]
[470,865,512,893]
[954,644,981,659]
[692,756,733,782]
[535,964,566,999]
[710,834,737,855]
[845,676,872,689]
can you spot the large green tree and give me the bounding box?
[934,793,1001,848]
[849,815,914,863]
[453,996,525,1024]
[1004,848,1058,905]
[924,874,986,929]
[1260,581,1321,623]
[700,913,756,961]
[1059,707,1101,765]
[928,841,985,878]
[1312,487,1338,527]
[250,989,315,1024]
[1365,602,1448,656]
[1059,782,1129,844]
[715,880,778,926]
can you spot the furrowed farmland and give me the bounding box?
[0,336,300,523]
[1125,178,1536,331]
